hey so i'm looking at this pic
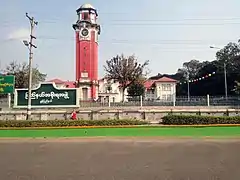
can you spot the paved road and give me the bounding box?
[0,138,240,180]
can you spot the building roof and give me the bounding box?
[144,80,155,89]
[154,76,177,83]
[47,79,76,88]
[98,76,177,90]
[144,76,177,89]
[48,78,65,84]
[80,3,95,9]
[64,81,76,88]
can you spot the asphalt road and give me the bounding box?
[0,138,240,180]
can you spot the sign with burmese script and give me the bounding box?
[14,82,79,108]
[0,75,15,94]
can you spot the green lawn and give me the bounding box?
[0,126,240,138]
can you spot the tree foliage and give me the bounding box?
[4,61,47,88]
[127,81,145,99]
[177,59,209,79]
[201,41,240,96]
[233,81,240,95]
[151,40,240,96]
[216,41,240,63]
[104,54,149,101]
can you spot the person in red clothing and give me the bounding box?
[70,110,77,120]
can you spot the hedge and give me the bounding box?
[0,119,149,128]
[162,115,240,125]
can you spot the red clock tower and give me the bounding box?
[73,4,101,101]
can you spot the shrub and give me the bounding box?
[0,119,149,128]
[162,115,240,125]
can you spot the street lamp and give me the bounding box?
[23,40,29,47]
[210,46,220,49]
[210,46,228,100]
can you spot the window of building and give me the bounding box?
[161,95,166,100]
[106,85,112,92]
[83,12,89,20]
[162,84,171,91]
[96,31,98,42]
[90,14,96,23]
[166,94,172,101]
[81,72,88,78]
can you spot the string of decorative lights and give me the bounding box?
[179,72,216,85]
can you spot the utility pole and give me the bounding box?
[187,71,190,101]
[224,62,228,100]
[25,13,38,120]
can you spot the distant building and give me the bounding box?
[47,79,75,88]
[98,78,128,103]
[144,76,177,101]
[98,76,177,102]
[47,75,177,103]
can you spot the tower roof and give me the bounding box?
[80,3,95,9]
[76,3,97,15]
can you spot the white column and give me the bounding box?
[207,94,210,106]
[108,95,111,107]
[8,93,11,108]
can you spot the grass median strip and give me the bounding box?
[1,124,240,130]
[0,126,240,138]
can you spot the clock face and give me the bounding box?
[81,28,89,37]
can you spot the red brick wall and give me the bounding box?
[75,30,98,99]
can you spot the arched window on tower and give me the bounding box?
[90,13,96,24]
[83,12,89,21]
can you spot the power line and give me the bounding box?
[28,21,240,26]
[2,17,240,26]
[0,37,236,46]
[112,17,240,22]
[2,22,240,27]
[108,22,240,26]
[28,17,240,23]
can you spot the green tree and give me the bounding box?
[216,41,240,77]
[216,41,240,64]
[177,59,209,79]
[233,81,240,95]
[189,40,240,96]
[174,60,209,96]
[4,61,47,88]
[127,81,145,100]
[104,54,149,102]
[149,40,240,96]
[212,41,240,95]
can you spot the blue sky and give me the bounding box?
[0,0,240,81]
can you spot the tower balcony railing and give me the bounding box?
[75,80,99,87]
[74,20,100,29]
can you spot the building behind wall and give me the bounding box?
[47,76,177,103]
[98,79,128,103]
[98,76,177,103]
[145,76,177,101]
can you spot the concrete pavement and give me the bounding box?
[0,138,240,180]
